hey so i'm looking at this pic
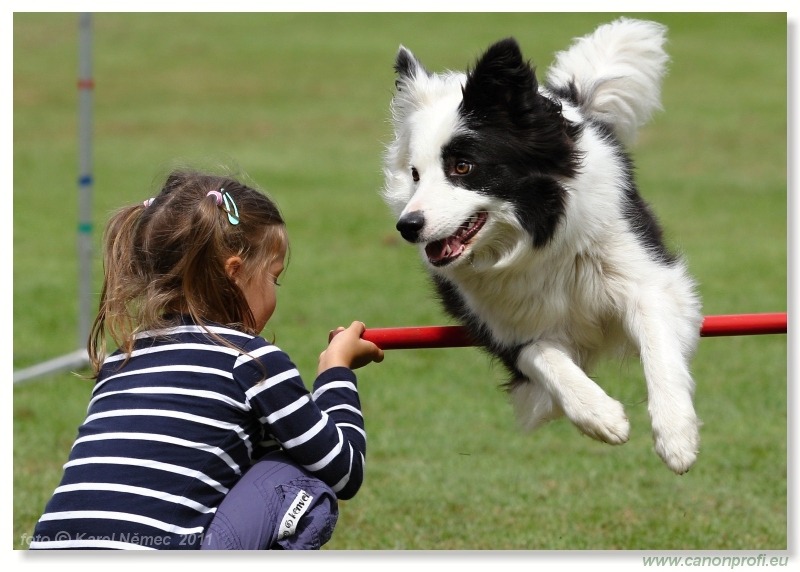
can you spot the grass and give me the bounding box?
[12,12,788,553]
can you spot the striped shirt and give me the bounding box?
[30,319,366,550]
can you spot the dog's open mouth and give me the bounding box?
[425,212,488,267]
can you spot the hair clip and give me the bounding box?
[143,197,155,207]
[221,190,240,225]
[206,188,239,225]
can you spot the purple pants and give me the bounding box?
[200,452,339,550]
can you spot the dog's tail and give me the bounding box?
[545,17,669,146]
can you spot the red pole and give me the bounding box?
[699,312,787,337]
[362,312,787,350]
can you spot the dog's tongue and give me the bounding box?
[425,236,465,265]
[424,212,488,266]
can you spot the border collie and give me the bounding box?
[382,18,702,474]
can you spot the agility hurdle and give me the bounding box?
[13,14,93,385]
[362,312,787,350]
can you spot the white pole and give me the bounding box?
[77,12,93,345]
[14,13,93,383]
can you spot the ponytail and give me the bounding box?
[88,204,148,374]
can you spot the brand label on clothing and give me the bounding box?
[278,489,315,540]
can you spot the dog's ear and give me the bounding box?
[394,45,429,90]
[463,38,580,178]
[462,38,542,119]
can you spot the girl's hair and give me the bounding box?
[88,169,287,377]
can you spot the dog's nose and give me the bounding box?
[396,211,425,243]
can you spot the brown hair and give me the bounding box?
[88,169,287,377]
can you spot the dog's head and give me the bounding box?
[383,38,581,273]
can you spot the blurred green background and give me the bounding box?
[13,12,787,551]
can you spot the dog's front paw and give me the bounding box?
[566,395,631,445]
[652,414,700,474]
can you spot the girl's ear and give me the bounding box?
[224,256,243,280]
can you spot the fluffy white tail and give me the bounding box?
[545,17,669,146]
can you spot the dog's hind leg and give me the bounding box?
[623,289,701,474]
[514,341,630,444]
[507,377,564,431]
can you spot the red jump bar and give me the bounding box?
[362,312,787,350]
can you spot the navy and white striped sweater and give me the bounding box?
[31,320,365,550]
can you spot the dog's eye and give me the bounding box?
[452,161,473,176]
[411,167,420,182]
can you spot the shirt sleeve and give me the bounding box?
[233,337,365,500]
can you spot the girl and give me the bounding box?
[30,169,384,550]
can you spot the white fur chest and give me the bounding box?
[445,245,619,353]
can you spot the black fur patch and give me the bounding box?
[460,38,582,179]
[432,275,524,378]
[440,38,586,249]
[592,121,677,266]
[618,167,677,265]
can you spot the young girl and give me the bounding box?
[30,169,384,550]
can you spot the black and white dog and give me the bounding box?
[382,18,702,474]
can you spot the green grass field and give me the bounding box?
[13,12,788,552]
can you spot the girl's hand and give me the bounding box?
[318,321,384,373]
